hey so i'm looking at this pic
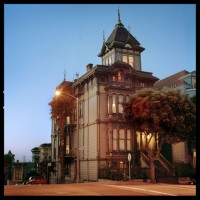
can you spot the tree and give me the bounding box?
[48,87,74,183]
[124,87,196,183]
[4,150,15,184]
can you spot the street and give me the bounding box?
[4,181,196,196]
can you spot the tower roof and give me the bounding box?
[98,9,145,57]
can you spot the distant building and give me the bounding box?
[154,70,196,97]
[12,161,34,185]
[31,147,40,165]
[39,143,52,162]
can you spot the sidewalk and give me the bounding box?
[84,179,151,185]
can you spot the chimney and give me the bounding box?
[86,63,93,72]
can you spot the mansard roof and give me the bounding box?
[98,18,145,57]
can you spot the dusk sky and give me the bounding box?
[4,4,196,162]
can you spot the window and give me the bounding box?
[112,94,116,113]
[15,167,22,180]
[118,70,123,82]
[122,55,128,63]
[192,77,196,89]
[125,95,130,103]
[118,95,124,113]
[113,129,117,150]
[66,135,69,154]
[112,75,116,82]
[136,131,140,149]
[66,116,70,125]
[119,161,124,173]
[140,82,145,87]
[108,57,112,65]
[128,56,133,67]
[127,129,131,151]
[119,129,125,150]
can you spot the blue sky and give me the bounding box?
[4,4,196,162]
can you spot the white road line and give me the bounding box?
[107,185,177,196]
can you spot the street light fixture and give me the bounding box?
[55,90,80,183]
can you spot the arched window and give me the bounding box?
[112,94,117,113]
[127,129,131,151]
[119,129,125,150]
[118,94,124,113]
[113,129,117,151]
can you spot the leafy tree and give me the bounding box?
[4,150,15,184]
[190,95,196,105]
[124,87,196,183]
[48,86,74,183]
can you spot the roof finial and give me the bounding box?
[118,6,121,24]
[64,69,66,81]
[103,30,105,44]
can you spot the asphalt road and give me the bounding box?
[4,181,196,196]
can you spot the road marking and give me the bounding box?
[107,185,177,196]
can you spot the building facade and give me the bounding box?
[39,143,52,162]
[49,10,164,183]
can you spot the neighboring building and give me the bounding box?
[49,10,163,183]
[31,143,52,169]
[12,161,34,185]
[154,70,196,97]
[39,143,52,162]
[31,147,40,165]
[154,70,196,168]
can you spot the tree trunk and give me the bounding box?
[60,122,65,183]
[149,159,156,183]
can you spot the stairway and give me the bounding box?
[140,151,175,176]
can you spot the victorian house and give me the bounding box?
[49,10,162,183]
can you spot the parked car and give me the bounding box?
[26,176,46,185]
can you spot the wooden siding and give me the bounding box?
[172,141,189,163]
[98,124,108,157]
[80,160,98,181]
[99,89,107,120]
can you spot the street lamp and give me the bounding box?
[55,90,80,183]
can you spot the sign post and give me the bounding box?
[128,153,131,180]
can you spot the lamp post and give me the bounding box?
[55,90,80,183]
